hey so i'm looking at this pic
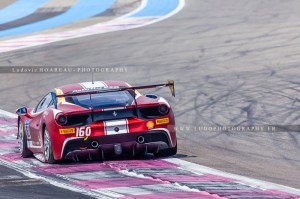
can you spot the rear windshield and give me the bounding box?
[66,91,135,109]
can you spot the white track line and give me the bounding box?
[0,0,186,53]
[165,158,300,196]
[0,109,17,118]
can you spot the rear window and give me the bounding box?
[66,91,135,109]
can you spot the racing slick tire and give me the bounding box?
[18,120,33,158]
[155,143,177,157]
[43,126,56,164]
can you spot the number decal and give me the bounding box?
[76,126,91,137]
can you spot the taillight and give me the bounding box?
[139,105,170,119]
[56,113,68,125]
[158,104,169,115]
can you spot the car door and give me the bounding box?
[28,93,53,153]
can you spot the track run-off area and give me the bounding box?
[1,0,300,198]
[0,0,184,52]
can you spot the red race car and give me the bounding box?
[16,80,177,163]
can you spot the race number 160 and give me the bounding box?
[76,126,91,137]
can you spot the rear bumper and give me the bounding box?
[61,130,173,159]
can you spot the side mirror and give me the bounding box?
[16,107,28,115]
[146,94,158,99]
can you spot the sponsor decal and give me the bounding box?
[59,128,75,135]
[71,87,106,93]
[156,118,169,125]
[146,121,154,129]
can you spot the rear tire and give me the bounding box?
[43,127,56,164]
[18,121,33,158]
[155,144,177,157]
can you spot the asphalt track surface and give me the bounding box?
[0,164,92,199]
[0,0,300,197]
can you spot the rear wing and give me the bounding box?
[50,80,175,109]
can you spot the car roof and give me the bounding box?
[53,81,130,95]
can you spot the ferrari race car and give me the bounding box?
[16,80,177,163]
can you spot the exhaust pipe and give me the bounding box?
[91,141,99,148]
[137,136,145,144]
